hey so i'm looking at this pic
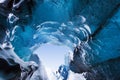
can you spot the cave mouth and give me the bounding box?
[34,43,72,72]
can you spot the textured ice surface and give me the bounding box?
[0,0,120,80]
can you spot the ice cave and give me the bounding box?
[0,0,120,80]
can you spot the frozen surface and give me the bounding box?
[0,0,120,80]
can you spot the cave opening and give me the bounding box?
[34,43,73,73]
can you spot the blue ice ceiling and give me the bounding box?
[0,0,120,80]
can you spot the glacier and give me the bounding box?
[0,0,120,80]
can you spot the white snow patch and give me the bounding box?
[67,71,86,80]
[0,0,5,3]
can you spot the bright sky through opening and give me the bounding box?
[34,44,71,71]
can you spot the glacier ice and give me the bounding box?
[0,0,120,80]
[8,13,19,24]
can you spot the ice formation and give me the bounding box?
[0,0,120,80]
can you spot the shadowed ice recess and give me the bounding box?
[0,0,120,80]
